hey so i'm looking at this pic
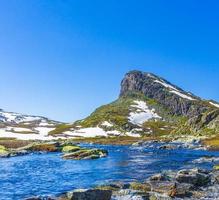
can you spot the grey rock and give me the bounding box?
[67,189,112,200]
[176,168,211,187]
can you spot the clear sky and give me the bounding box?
[0,0,219,122]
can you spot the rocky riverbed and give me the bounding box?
[26,167,219,200]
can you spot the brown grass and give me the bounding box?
[70,136,169,145]
[0,139,32,149]
[202,135,219,151]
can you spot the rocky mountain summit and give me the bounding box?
[119,71,219,134]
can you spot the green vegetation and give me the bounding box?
[49,124,73,135]
[62,148,108,160]
[130,182,151,192]
[202,136,219,150]
[0,145,8,154]
[75,97,134,130]
[142,120,175,136]
[62,145,81,153]
[214,165,219,170]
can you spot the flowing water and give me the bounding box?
[1,142,219,200]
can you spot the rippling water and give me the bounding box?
[1,143,219,200]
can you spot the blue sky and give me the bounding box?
[0,0,219,122]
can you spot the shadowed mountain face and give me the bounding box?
[120,70,206,117]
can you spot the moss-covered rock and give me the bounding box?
[62,148,108,160]
[0,145,9,155]
[62,145,81,153]
[213,165,219,170]
[130,182,151,192]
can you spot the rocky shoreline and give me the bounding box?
[25,167,219,200]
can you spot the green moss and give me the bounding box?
[214,165,219,170]
[75,97,135,131]
[62,148,108,160]
[0,145,9,154]
[142,120,175,136]
[130,182,151,192]
[62,145,81,153]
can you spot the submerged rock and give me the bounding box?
[112,189,149,200]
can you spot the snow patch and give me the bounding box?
[0,111,42,123]
[154,80,196,101]
[169,90,195,101]
[0,128,63,140]
[64,127,108,137]
[209,101,219,108]
[101,121,113,127]
[128,100,161,126]
[154,80,179,91]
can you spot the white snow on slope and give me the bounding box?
[0,111,42,123]
[210,101,219,108]
[154,80,179,91]
[154,80,196,101]
[0,127,63,140]
[64,127,141,138]
[128,100,161,126]
[101,121,113,127]
[169,90,195,101]
[64,127,110,137]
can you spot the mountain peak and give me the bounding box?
[120,70,205,117]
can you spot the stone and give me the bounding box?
[62,149,108,160]
[149,174,166,182]
[67,189,112,200]
[176,168,211,187]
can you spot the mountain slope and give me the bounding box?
[0,109,62,140]
[53,70,218,140]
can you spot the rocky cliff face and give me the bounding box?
[119,70,219,134]
[120,71,212,117]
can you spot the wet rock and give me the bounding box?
[62,149,108,160]
[112,189,149,200]
[0,145,10,157]
[148,193,172,200]
[176,168,211,187]
[158,145,176,150]
[62,145,81,153]
[132,141,144,146]
[66,189,112,200]
[130,182,151,192]
[150,181,175,195]
[149,174,167,182]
